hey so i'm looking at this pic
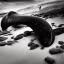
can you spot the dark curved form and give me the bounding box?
[1,11,54,47]
[53,27,64,36]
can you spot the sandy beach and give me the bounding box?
[0,0,64,64]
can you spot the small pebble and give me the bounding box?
[11,36,14,39]
[56,46,60,48]
[28,42,34,47]
[30,44,39,50]
[0,42,6,46]
[51,23,55,26]
[3,34,9,36]
[31,38,36,42]
[7,33,12,35]
[45,56,55,64]
[24,31,33,37]
[2,31,10,34]
[58,41,64,45]
[40,46,44,50]
[0,37,8,41]
[0,31,10,35]
[58,24,64,27]
[60,45,64,49]
[49,48,64,55]
[6,41,15,45]
[14,34,24,40]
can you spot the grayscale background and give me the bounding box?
[0,0,64,64]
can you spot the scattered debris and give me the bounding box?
[30,39,36,43]
[58,41,64,45]
[60,45,64,50]
[30,44,39,50]
[11,36,14,39]
[51,23,57,27]
[7,33,12,35]
[0,42,6,46]
[51,23,55,25]
[45,56,55,64]
[49,48,64,55]
[0,37,8,41]
[0,31,11,35]
[28,38,37,47]
[40,46,44,50]
[28,42,34,47]
[24,31,34,37]
[56,46,60,48]
[3,34,9,36]
[58,24,64,27]
[14,34,24,40]
[2,31,10,34]
[6,41,15,45]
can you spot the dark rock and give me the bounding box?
[30,44,39,50]
[58,41,64,45]
[0,31,10,35]
[2,31,10,34]
[45,56,55,64]
[28,42,34,47]
[3,34,9,36]
[6,41,15,45]
[40,46,44,50]
[7,33,12,35]
[24,31,34,37]
[60,45,64,49]
[28,38,36,47]
[14,34,24,40]
[3,33,12,36]
[58,24,64,27]
[56,46,60,48]
[31,38,36,42]
[0,37,8,41]
[0,42,6,46]
[51,23,55,26]
[49,48,64,55]
[11,36,14,39]
[53,27,64,36]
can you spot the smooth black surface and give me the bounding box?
[1,11,54,47]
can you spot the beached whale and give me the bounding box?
[1,11,54,47]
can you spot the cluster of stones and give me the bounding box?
[45,41,64,64]
[34,7,64,20]
[0,30,35,46]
